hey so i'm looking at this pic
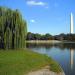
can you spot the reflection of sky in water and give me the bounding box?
[27,43,75,75]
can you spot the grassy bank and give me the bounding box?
[0,49,62,75]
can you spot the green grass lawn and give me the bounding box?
[0,49,62,75]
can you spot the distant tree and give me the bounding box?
[44,33,53,40]
[26,32,53,40]
[54,33,75,41]
[26,32,35,40]
[34,33,41,40]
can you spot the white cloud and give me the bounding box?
[26,0,48,7]
[30,19,35,23]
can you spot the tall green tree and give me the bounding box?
[0,7,27,49]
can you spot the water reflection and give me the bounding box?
[26,42,75,49]
[26,42,75,75]
[70,49,74,70]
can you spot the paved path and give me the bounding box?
[27,66,65,75]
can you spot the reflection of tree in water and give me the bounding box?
[26,43,75,50]
[53,43,65,50]
[26,43,53,50]
[62,43,75,49]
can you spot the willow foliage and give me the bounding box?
[0,7,27,49]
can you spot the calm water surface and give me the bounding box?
[26,43,75,75]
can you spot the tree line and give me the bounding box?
[26,32,75,41]
[54,33,75,41]
[0,7,27,49]
[26,32,53,40]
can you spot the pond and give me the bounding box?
[26,42,75,75]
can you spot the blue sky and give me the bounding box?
[0,0,75,35]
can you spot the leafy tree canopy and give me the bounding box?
[0,7,27,49]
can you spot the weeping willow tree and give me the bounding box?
[0,7,27,49]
